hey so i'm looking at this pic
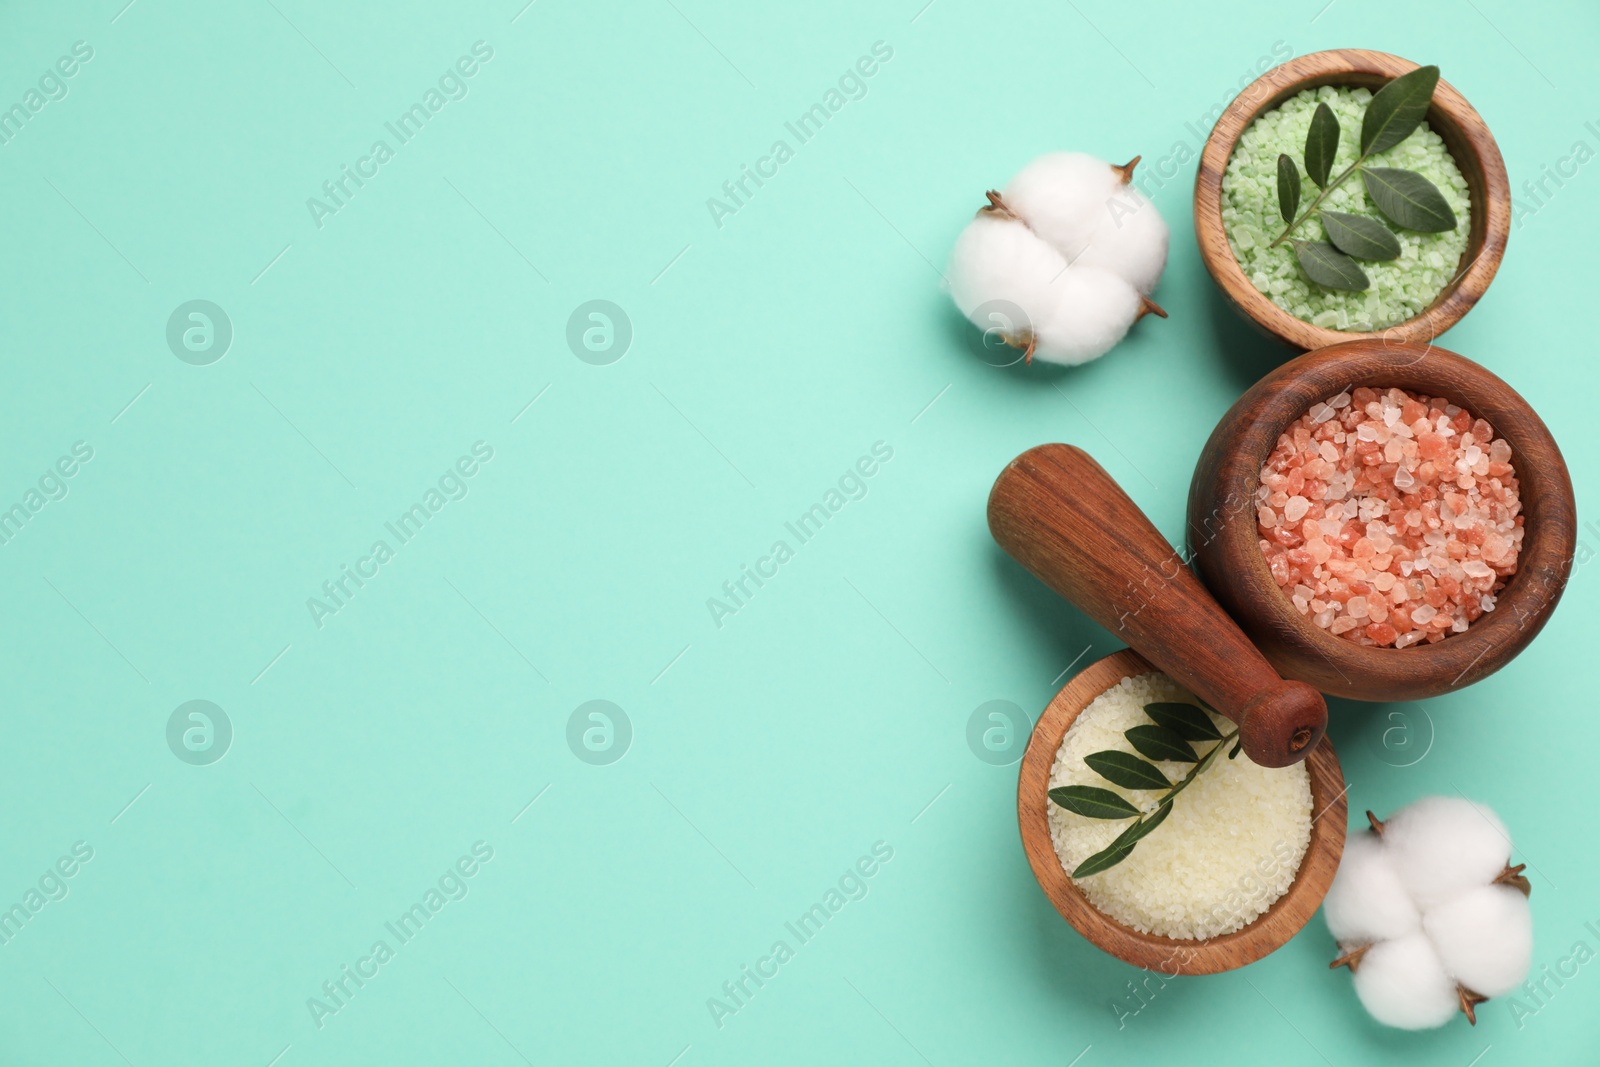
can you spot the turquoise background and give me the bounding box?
[1,0,1594,1063]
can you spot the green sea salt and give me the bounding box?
[1222,85,1472,331]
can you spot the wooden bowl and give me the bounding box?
[1188,341,1577,702]
[1194,49,1510,351]
[1019,649,1346,975]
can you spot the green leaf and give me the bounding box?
[1144,702,1222,742]
[1276,153,1300,224]
[1074,804,1172,877]
[1073,840,1135,878]
[1125,724,1198,763]
[1294,240,1370,291]
[1361,65,1440,155]
[1305,102,1339,187]
[1085,750,1171,790]
[1361,167,1457,233]
[1321,210,1402,260]
[1048,785,1141,820]
[1113,801,1172,848]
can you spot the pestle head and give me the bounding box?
[1238,681,1328,768]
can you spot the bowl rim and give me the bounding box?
[1193,48,1511,351]
[1017,649,1346,976]
[1188,341,1577,699]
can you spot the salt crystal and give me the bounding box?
[1047,672,1312,940]
[1257,388,1521,650]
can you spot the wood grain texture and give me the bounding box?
[1194,49,1511,351]
[1018,649,1346,975]
[1188,341,1576,701]
[988,444,1326,768]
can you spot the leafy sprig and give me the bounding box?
[1268,65,1458,291]
[1050,701,1241,877]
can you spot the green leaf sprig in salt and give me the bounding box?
[1048,700,1239,877]
[1267,65,1458,292]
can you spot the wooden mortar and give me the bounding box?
[1017,648,1346,975]
[1194,48,1510,351]
[1188,341,1576,701]
[987,446,1346,970]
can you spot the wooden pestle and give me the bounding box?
[988,444,1326,768]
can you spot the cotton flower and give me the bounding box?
[947,153,1167,367]
[1326,800,1531,1029]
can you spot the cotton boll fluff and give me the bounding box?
[1423,885,1533,998]
[999,151,1133,259]
[1350,932,1462,1031]
[1380,797,1512,909]
[1327,800,1532,1029]
[1025,267,1147,366]
[1072,183,1170,295]
[947,154,1167,367]
[1322,830,1420,946]
[946,212,1073,356]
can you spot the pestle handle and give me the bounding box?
[987,444,1326,768]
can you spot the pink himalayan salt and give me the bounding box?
[1256,387,1523,649]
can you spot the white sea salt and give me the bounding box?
[1047,671,1312,939]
